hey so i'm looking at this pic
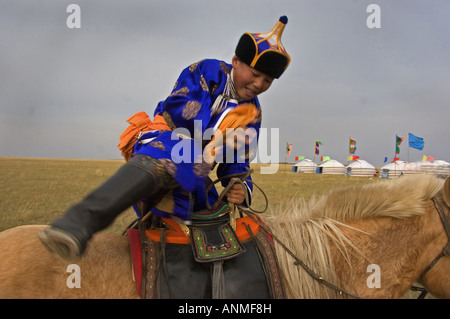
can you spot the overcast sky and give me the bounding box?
[1,0,449,166]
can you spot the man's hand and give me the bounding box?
[225,178,246,205]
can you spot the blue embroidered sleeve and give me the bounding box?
[150,59,262,209]
[154,59,229,137]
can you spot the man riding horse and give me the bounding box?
[39,16,291,265]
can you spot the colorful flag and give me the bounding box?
[321,156,330,162]
[384,157,388,163]
[286,143,292,156]
[349,138,356,154]
[429,155,435,161]
[393,157,400,162]
[408,133,424,150]
[422,155,427,162]
[314,140,322,155]
[395,135,403,154]
[295,156,305,161]
[347,155,360,161]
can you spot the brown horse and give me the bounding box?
[0,174,449,299]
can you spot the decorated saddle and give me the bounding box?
[127,202,285,299]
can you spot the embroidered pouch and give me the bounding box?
[190,222,246,263]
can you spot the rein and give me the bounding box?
[241,209,362,299]
[212,171,362,299]
[418,191,450,281]
[205,169,268,214]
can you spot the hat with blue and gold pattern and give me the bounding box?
[235,16,291,79]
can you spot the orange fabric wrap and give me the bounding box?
[235,216,260,242]
[145,216,260,244]
[217,103,259,133]
[117,112,171,161]
[145,218,190,244]
[207,103,259,157]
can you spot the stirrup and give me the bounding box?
[38,227,84,262]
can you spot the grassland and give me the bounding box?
[0,157,379,233]
[0,157,133,233]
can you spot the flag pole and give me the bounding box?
[313,140,316,176]
[285,144,287,174]
[313,140,316,165]
[393,135,396,163]
[347,137,350,179]
[408,145,410,163]
[285,153,289,173]
[348,136,350,165]
[406,134,410,162]
[285,142,292,173]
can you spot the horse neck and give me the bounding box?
[420,258,450,298]
[335,202,446,298]
[418,194,450,298]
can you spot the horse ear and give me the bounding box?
[443,177,450,208]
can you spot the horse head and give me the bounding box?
[443,176,450,207]
[419,176,450,298]
[267,174,450,299]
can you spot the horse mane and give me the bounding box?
[263,174,444,298]
[311,173,444,221]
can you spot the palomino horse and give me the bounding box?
[0,174,449,299]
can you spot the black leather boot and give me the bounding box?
[39,154,174,261]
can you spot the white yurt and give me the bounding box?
[402,162,421,175]
[418,161,435,174]
[318,159,346,175]
[293,159,317,173]
[346,159,377,177]
[380,161,406,178]
[418,160,450,177]
[380,160,420,178]
[432,160,450,176]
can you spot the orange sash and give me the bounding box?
[118,112,171,161]
[118,104,258,161]
[145,216,260,244]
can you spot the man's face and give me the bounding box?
[231,55,274,100]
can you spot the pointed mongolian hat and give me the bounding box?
[235,16,291,79]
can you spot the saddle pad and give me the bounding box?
[130,216,261,296]
[144,225,285,299]
[129,216,285,298]
[153,235,272,298]
[126,228,143,297]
